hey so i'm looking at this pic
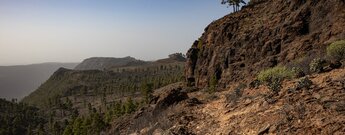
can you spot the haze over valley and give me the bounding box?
[0,63,77,99]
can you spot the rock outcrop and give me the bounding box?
[185,0,345,88]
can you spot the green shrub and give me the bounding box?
[327,40,345,60]
[309,58,325,73]
[197,39,203,49]
[267,78,282,94]
[257,66,294,83]
[249,79,261,88]
[258,66,294,93]
[291,67,305,78]
[208,75,218,93]
[295,77,313,90]
[234,83,246,96]
[197,39,204,57]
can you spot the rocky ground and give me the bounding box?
[109,67,345,135]
[183,68,345,135]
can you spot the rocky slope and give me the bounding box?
[185,0,345,88]
[107,0,345,134]
[114,67,344,135]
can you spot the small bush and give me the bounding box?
[286,55,316,75]
[309,58,326,73]
[258,66,294,93]
[267,78,282,94]
[291,67,305,78]
[208,75,217,93]
[249,79,261,88]
[327,40,345,60]
[234,83,246,96]
[197,39,203,49]
[257,66,294,83]
[295,77,313,90]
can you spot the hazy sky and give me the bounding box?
[0,0,231,65]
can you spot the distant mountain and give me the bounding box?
[74,56,148,70]
[155,53,186,63]
[0,63,78,100]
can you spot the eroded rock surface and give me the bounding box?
[185,0,345,88]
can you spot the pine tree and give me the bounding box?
[141,83,153,104]
[125,97,136,114]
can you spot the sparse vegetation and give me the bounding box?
[21,62,184,135]
[23,62,184,108]
[221,0,247,12]
[267,78,283,94]
[197,39,203,49]
[309,58,326,73]
[234,83,246,96]
[141,83,154,104]
[295,77,313,90]
[258,66,294,93]
[286,55,316,75]
[249,79,261,88]
[208,75,218,93]
[197,39,204,57]
[257,66,294,83]
[327,40,345,61]
[291,67,305,78]
[62,111,107,135]
[226,83,246,107]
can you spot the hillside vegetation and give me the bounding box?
[20,55,185,134]
[0,99,45,135]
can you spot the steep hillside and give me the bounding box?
[22,62,184,109]
[18,53,187,134]
[0,63,77,100]
[185,0,345,88]
[74,56,147,70]
[20,57,185,134]
[114,67,345,135]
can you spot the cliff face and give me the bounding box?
[185,0,345,88]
